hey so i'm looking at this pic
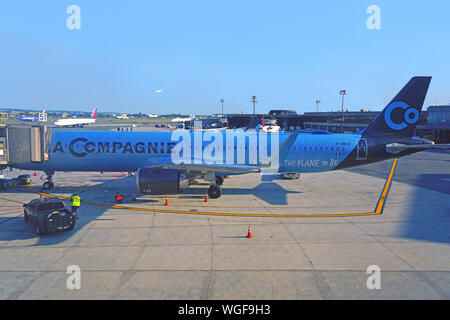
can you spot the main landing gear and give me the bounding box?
[204,173,225,199]
[208,184,222,199]
[215,175,224,186]
[42,171,55,190]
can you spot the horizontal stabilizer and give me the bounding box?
[386,142,450,154]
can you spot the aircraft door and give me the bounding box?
[356,138,368,160]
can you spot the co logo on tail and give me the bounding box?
[384,101,419,130]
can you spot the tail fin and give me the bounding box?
[363,76,431,137]
[91,108,97,119]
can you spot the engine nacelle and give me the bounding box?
[136,167,189,195]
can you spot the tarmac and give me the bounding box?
[0,150,448,299]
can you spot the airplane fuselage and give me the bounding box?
[54,119,96,127]
[11,130,427,174]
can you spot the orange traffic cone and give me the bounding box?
[247,226,253,238]
[205,194,208,202]
[165,197,169,206]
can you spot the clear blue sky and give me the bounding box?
[0,0,449,114]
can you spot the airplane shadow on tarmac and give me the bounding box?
[401,173,450,244]
[176,182,301,206]
[2,154,448,246]
[346,152,450,244]
[0,177,300,246]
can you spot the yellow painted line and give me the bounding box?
[374,158,398,214]
[23,158,398,218]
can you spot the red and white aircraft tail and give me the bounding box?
[54,108,98,127]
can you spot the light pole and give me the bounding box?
[339,90,347,133]
[250,96,257,114]
[315,100,321,113]
[220,98,224,116]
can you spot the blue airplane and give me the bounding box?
[18,116,38,122]
[9,76,448,198]
[18,109,46,122]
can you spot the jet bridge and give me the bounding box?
[0,125,52,170]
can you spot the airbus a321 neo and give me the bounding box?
[8,76,448,198]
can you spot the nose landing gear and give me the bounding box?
[42,171,55,190]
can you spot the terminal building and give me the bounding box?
[192,105,450,142]
[425,105,450,143]
[302,110,380,133]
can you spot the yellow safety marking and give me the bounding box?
[374,157,398,214]
[24,158,398,218]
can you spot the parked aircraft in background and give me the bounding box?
[114,114,129,120]
[54,108,97,127]
[18,115,38,122]
[171,114,194,122]
[262,125,281,133]
[18,110,46,122]
[8,77,449,199]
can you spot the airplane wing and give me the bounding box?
[152,162,261,174]
[151,130,302,174]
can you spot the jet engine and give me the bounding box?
[136,168,189,195]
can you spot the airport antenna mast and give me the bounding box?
[250,96,258,114]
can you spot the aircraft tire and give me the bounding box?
[42,181,54,190]
[215,176,224,186]
[208,185,222,199]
